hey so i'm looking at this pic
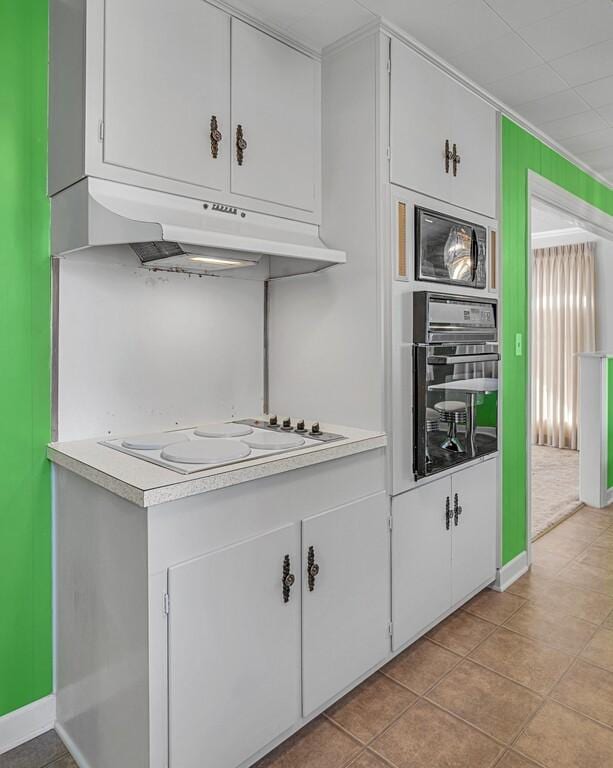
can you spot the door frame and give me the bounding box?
[525,172,613,560]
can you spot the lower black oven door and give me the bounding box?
[414,344,499,479]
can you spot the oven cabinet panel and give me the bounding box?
[390,39,451,206]
[167,524,301,768]
[451,459,497,604]
[231,19,319,214]
[391,477,452,651]
[390,38,497,218]
[103,0,230,193]
[302,492,391,716]
[449,84,497,219]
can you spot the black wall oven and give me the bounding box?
[413,292,499,480]
[415,206,487,289]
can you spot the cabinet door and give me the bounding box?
[302,493,390,715]
[103,0,230,192]
[391,477,452,651]
[451,460,498,604]
[168,525,301,768]
[390,39,451,203]
[450,85,497,218]
[231,19,318,212]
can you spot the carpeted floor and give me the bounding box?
[531,444,581,540]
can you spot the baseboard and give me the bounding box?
[0,695,56,755]
[606,487,613,506]
[54,722,90,768]
[491,551,529,592]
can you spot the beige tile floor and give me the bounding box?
[3,504,612,768]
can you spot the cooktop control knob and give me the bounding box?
[296,419,306,433]
[310,422,321,435]
[281,417,292,430]
[269,415,278,427]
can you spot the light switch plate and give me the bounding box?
[515,333,523,356]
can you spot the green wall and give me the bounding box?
[501,117,613,565]
[0,0,52,716]
[608,359,613,490]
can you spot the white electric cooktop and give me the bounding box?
[101,418,344,475]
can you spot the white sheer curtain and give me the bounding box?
[532,241,596,449]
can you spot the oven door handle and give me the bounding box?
[471,228,479,282]
[427,353,500,364]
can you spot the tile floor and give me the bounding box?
[2,504,612,768]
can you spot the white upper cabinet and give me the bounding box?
[390,40,497,219]
[49,0,321,222]
[390,41,452,206]
[103,0,230,192]
[231,20,319,213]
[449,83,497,219]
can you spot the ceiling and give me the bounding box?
[228,0,613,185]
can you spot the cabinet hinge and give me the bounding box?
[387,58,391,74]
[98,120,104,142]
[388,515,393,531]
[387,621,393,637]
[386,146,391,161]
[163,593,170,616]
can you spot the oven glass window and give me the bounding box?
[416,209,487,288]
[415,344,498,478]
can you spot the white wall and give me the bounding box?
[55,247,264,441]
[268,33,384,431]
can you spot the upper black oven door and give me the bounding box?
[415,207,487,289]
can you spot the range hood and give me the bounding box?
[51,178,346,278]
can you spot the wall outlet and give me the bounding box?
[515,333,523,357]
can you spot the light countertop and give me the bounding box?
[48,420,387,507]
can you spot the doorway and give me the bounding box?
[528,182,613,543]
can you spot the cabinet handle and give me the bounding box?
[307,545,320,592]
[452,143,461,176]
[454,493,463,526]
[445,496,452,530]
[445,139,453,174]
[210,115,222,159]
[236,124,247,166]
[282,554,295,603]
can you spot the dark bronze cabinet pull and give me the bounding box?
[452,143,461,176]
[445,496,452,530]
[307,545,320,592]
[454,493,463,526]
[282,554,295,603]
[445,139,453,174]
[210,115,222,159]
[236,124,247,165]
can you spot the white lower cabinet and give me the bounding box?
[392,459,498,651]
[391,477,452,652]
[451,460,498,604]
[167,524,301,768]
[167,491,391,768]
[302,492,390,715]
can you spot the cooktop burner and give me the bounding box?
[194,422,253,438]
[101,418,346,475]
[241,431,305,451]
[161,438,251,464]
[122,432,189,450]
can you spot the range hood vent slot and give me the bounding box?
[130,241,185,263]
